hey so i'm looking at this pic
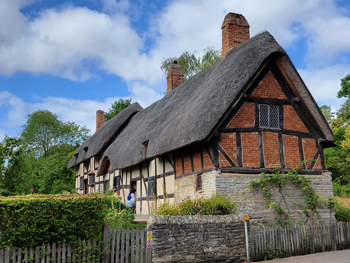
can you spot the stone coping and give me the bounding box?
[148,214,243,224]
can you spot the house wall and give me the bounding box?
[73,67,332,223]
[174,142,214,177]
[218,69,324,171]
[216,172,335,225]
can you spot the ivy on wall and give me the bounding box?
[249,168,324,226]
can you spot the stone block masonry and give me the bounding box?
[216,172,335,225]
[149,215,247,263]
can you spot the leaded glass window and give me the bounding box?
[259,104,279,128]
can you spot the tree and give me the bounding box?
[104,98,132,122]
[337,74,350,99]
[323,73,350,196]
[161,47,221,81]
[320,105,335,125]
[21,110,90,158]
[0,136,32,194]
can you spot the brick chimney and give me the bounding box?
[96,110,104,132]
[221,13,250,59]
[166,61,184,93]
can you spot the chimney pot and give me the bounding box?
[221,12,250,59]
[166,61,184,93]
[96,110,105,132]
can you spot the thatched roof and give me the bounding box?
[67,103,143,168]
[68,31,334,171]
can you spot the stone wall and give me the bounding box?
[149,215,247,263]
[216,171,335,225]
[174,170,220,201]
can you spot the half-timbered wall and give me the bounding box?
[217,65,325,173]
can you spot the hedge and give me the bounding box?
[0,194,106,249]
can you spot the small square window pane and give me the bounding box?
[269,105,279,128]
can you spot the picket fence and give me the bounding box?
[250,222,350,261]
[0,227,147,263]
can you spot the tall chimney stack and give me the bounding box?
[166,61,184,93]
[96,110,105,132]
[221,13,250,59]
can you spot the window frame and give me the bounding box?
[196,174,202,191]
[259,104,280,129]
[147,180,156,197]
[88,174,95,186]
[80,177,84,190]
[113,176,120,189]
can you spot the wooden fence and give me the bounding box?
[250,222,350,261]
[0,227,147,263]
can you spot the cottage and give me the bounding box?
[68,13,335,223]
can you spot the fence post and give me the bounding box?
[243,217,250,263]
[146,224,152,263]
[102,224,111,263]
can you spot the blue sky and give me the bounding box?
[1,0,350,140]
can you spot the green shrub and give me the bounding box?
[178,199,197,215]
[156,192,237,216]
[329,198,350,222]
[333,180,350,197]
[0,194,106,249]
[156,202,181,216]
[0,189,11,197]
[199,192,237,215]
[106,207,134,228]
[105,195,128,211]
[50,182,75,194]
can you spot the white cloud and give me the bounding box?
[0,88,163,138]
[1,0,350,139]
[298,64,350,111]
[1,0,349,82]
[0,91,123,136]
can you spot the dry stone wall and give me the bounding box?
[149,215,247,263]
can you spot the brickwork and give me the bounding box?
[96,110,104,132]
[202,144,213,169]
[251,71,287,99]
[262,132,281,169]
[314,156,322,170]
[221,13,249,59]
[174,149,182,176]
[283,135,300,169]
[183,147,192,174]
[284,105,309,133]
[303,138,318,168]
[241,132,259,168]
[150,215,247,263]
[166,62,184,93]
[174,144,213,176]
[192,144,202,172]
[220,133,237,166]
[219,151,231,167]
[227,102,255,128]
